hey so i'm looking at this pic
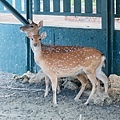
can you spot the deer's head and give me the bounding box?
[20,19,43,37]
[31,32,47,47]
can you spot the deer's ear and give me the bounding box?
[28,19,33,24]
[27,35,32,39]
[41,32,47,39]
[38,20,43,29]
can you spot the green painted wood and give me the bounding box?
[101,0,107,30]
[53,0,60,12]
[85,0,92,13]
[1,24,120,75]
[101,0,114,75]
[63,0,71,12]
[26,0,33,72]
[115,14,120,17]
[34,11,102,17]
[74,0,81,13]
[101,0,109,74]
[0,1,4,12]
[0,24,27,75]
[113,30,120,75]
[7,0,12,6]
[0,0,26,13]
[34,0,40,12]
[0,0,28,24]
[0,0,118,76]
[5,0,12,13]
[107,0,115,74]
[96,0,101,14]
[54,28,107,54]
[116,0,120,14]
[43,0,50,12]
[15,0,22,13]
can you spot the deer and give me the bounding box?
[20,20,108,102]
[20,20,92,98]
[29,32,108,105]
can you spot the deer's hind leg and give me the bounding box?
[96,71,109,96]
[74,74,89,101]
[84,72,99,105]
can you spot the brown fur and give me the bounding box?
[20,20,92,98]
[30,33,108,105]
[20,20,109,105]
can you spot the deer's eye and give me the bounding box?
[39,38,41,41]
[31,38,33,40]
[30,26,34,28]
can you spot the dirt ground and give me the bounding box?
[0,71,120,120]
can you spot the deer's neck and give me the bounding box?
[33,43,42,57]
[29,31,40,53]
[30,40,34,53]
[33,43,43,66]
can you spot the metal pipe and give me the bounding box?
[0,0,28,25]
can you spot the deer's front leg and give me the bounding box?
[50,76,58,105]
[44,76,50,97]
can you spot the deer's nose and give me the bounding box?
[33,43,37,47]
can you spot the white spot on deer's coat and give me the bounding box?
[87,57,90,59]
[73,61,76,63]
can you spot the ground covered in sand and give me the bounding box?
[0,71,120,120]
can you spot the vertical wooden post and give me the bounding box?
[34,0,40,13]
[108,0,114,74]
[101,0,114,75]
[43,0,50,12]
[26,0,34,72]
[74,0,81,13]
[96,0,101,14]
[116,0,120,14]
[85,0,92,13]
[15,0,22,13]
[63,0,71,12]
[53,0,60,12]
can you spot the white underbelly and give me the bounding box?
[51,67,83,78]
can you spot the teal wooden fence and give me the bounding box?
[0,24,27,75]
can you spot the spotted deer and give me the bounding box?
[20,20,108,103]
[20,20,92,98]
[29,32,108,105]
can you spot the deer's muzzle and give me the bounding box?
[33,43,37,47]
